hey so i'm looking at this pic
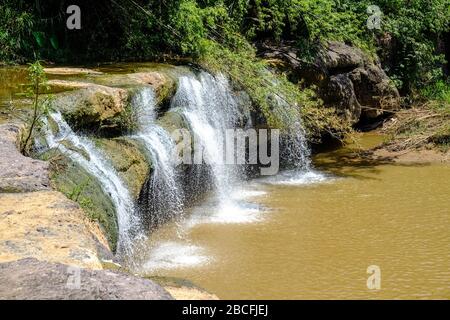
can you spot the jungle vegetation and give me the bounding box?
[1,0,449,138]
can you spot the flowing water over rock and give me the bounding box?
[141,71,319,272]
[43,112,140,256]
[40,69,320,272]
[170,72,255,225]
[131,88,183,230]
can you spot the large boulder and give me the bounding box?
[258,41,400,124]
[0,124,50,192]
[320,41,365,71]
[49,72,176,135]
[349,64,400,119]
[52,84,130,134]
[0,258,173,300]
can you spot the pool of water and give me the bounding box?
[140,135,450,299]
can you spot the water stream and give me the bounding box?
[131,88,183,230]
[43,111,140,256]
[141,71,320,271]
[6,64,448,299]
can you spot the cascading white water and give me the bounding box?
[273,95,311,170]
[170,73,244,212]
[43,111,140,255]
[144,70,319,272]
[131,88,183,229]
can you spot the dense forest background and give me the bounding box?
[1,0,449,94]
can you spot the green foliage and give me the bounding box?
[198,39,352,140]
[0,1,446,142]
[376,0,449,92]
[68,178,91,202]
[420,80,450,104]
[20,61,51,155]
[0,1,34,62]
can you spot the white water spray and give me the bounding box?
[43,111,139,256]
[131,88,183,229]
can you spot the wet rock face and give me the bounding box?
[0,258,173,300]
[94,137,151,200]
[45,150,119,251]
[259,41,400,124]
[0,124,50,192]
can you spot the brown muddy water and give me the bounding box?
[142,134,450,300]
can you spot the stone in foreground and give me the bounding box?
[0,124,50,193]
[0,258,174,300]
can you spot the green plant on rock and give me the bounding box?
[198,38,352,141]
[20,61,52,156]
[68,177,91,202]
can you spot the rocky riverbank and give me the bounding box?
[0,65,212,300]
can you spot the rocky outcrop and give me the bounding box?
[0,191,110,269]
[0,258,173,300]
[44,67,103,76]
[0,124,50,192]
[259,41,400,124]
[53,84,130,134]
[49,72,176,135]
[149,276,219,300]
[0,124,112,268]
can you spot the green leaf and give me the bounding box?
[32,31,46,47]
[49,35,59,50]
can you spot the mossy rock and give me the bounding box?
[93,137,151,200]
[157,109,189,137]
[41,149,118,251]
[93,72,176,103]
[50,73,177,136]
[52,85,132,135]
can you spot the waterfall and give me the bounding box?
[273,94,312,170]
[131,88,183,230]
[169,71,315,211]
[43,111,139,256]
[170,72,250,220]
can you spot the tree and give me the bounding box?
[20,61,50,155]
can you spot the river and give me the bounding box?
[141,134,450,299]
[1,65,449,300]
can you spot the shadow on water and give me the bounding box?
[312,134,433,181]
